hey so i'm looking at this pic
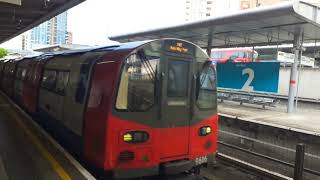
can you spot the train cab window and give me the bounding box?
[116,52,159,111]
[196,62,216,109]
[167,60,189,97]
[56,71,69,95]
[41,70,57,90]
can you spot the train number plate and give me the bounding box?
[195,156,207,165]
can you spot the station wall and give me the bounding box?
[278,67,320,100]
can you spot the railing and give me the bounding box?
[218,91,279,108]
[218,117,320,180]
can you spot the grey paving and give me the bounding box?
[0,93,94,180]
[218,100,320,135]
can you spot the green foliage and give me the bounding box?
[0,48,9,58]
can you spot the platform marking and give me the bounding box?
[0,157,8,180]
[8,109,72,180]
[0,92,96,180]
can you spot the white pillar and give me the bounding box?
[287,28,303,113]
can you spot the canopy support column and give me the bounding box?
[206,30,213,56]
[287,28,303,113]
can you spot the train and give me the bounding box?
[0,39,218,179]
[211,48,259,63]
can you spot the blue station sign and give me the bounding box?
[217,62,280,93]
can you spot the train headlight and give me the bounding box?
[199,126,212,136]
[123,131,149,143]
[123,133,133,142]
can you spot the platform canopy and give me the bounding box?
[110,0,320,49]
[0,0,85,44]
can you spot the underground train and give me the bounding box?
[0,39,218,179]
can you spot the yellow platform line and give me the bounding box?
[8,109,72,180]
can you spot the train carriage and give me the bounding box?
[13,56,39,104]
[2,59,22,97]
[1,39,218,179]
[21,55,51,113]
[83,39,217,179]
[0,59,10,83]
[38,50,107,149]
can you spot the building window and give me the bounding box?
[241,1,251,9]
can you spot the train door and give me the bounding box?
[159,53,193,159]
[39,69,61,119]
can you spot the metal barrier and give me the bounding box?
[218,92,279,108]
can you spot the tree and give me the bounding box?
[0,48,9,58]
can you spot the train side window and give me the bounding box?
[116,53,159,111]
[41,70,57,90]
[15,67,22,80]
[21,68,27,80]
[26,65,35,84]
[56,71,69,95]
[196,62,216,109]
[238,52,245,58]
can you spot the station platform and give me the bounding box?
[0,92,95,180]
[218,100,320,136]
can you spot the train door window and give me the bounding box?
[41,70,57,90]
[26,65,35,84]
[116,53,159,111]
[196,62,216,109]
[21,68,27,80]
[167,60,189,97]
[56,71,69,95]
[15,67,22,80]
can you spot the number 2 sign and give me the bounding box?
[242,68,254,91]
[217,62,280,93]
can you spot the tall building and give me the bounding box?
[185,0,290,21]
[29,12,68,49]
[185,0,214,21]
[185,0,241,21]
[240,0,289,9]
[66,31,73,45]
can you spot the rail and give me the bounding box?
[218,130,320,179]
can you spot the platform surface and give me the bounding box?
[0,93,94,180]
[218,100,320,136]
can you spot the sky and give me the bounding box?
[0,0,186,48]
[67,0,186,45]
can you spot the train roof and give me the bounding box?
[40,40,152,57]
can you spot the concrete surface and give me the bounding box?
[0,92,94,180]
[218,100,320,135]
[278,67,320,100]
[218,100,320,180]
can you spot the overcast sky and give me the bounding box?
[67,0,185,45]
[0,0,186,48]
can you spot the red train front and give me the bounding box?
[84,39,218,178]
[0,38,218,179]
